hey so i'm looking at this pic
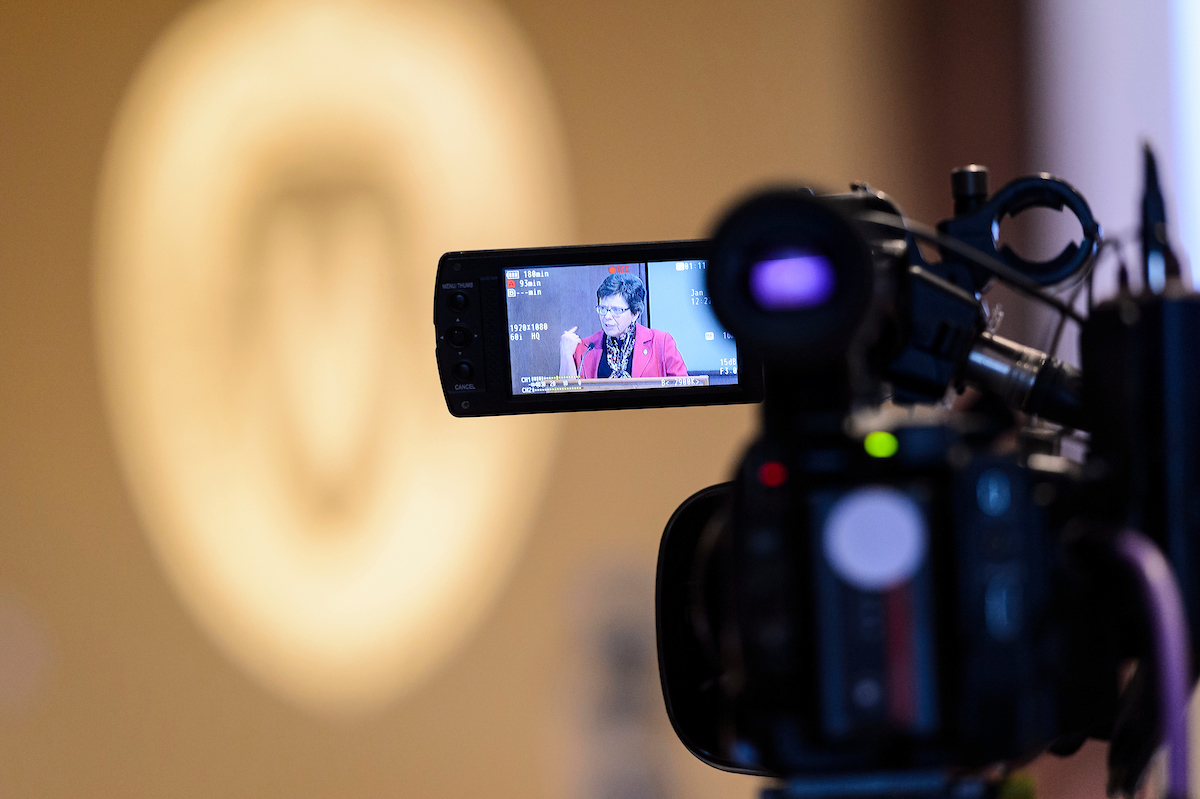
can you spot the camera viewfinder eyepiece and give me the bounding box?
[708,190,875,366]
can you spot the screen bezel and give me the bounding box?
[437,239,764,417]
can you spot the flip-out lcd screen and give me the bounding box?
[503,260,740,396]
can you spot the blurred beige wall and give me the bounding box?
[0,1,1032,796]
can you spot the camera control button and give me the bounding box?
[452,361,474,381]
[447,326,473,348]
[448,292,469,311]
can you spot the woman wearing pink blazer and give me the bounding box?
[558,272,688,379]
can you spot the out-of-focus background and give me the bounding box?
[0,0,1195,795]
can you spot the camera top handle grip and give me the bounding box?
[940,173,1101,289]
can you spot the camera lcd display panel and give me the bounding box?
[503,259,740,397]
[434,239,763,417]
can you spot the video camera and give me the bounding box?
[435,149,1198,799]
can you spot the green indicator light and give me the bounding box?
[864,431,899,458]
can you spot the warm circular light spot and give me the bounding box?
[94,0,571,714]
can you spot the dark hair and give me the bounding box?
[596,271,646,318]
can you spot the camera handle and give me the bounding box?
[937,170,1100,292]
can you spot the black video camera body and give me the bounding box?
[658,165,1197,799]
[658,417,1072,779]
[437,157,1198,799]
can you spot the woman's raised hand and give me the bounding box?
[558,326,583,377]
[560,326,581,359]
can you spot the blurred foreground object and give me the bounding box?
[94,0,571,714]
[652,152,1194,798]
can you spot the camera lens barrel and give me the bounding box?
[963,332,1085,429]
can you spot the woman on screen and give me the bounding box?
[558,272,687,379]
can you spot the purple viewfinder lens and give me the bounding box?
[748,248,836,310]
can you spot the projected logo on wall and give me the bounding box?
[94,0,570,713]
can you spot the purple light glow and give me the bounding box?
[748,249,836,310]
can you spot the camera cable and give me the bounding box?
[1113,530,1191,799]
[857,211,1087,325]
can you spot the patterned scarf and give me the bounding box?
[604,325,637,378]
